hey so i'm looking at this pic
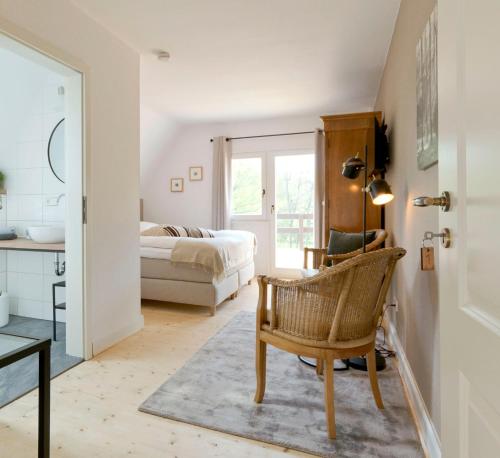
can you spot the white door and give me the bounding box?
[439,1,500,456]
[269,151,315,277]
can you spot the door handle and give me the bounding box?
[412,191,450,212]
[271,204,275,214]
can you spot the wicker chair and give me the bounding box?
[303,229,388,269]
[255,247,406,439]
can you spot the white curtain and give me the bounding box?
[212,136,232,230]
[314,129,325,247]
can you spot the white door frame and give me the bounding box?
[0,21,91,359]
[267,149,314,278]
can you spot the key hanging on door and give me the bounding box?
[420,233,435,271]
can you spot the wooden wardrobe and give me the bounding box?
[321,111,383,243]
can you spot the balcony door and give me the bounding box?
[231,150,315,277]
[270,151,315,277]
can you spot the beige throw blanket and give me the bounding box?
[171,231,255,280]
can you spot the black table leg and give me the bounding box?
[52,283,57,341]
[39,347,50,458]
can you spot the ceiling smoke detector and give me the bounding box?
[156,50,170,62]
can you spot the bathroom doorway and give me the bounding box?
[0,32,85,406]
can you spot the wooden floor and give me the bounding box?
[0,282,309,457]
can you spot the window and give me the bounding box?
[231,156,264,218]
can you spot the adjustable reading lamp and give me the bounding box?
[341,145,394,371]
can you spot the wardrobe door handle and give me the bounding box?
[271,204,275,214]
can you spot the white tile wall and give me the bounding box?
[19,114,43,142]
[4,249,66,321]
[17,141,44,169]
[0,68,66,322]
[18,299,44,319]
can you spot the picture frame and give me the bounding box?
[416,7,438,170]
[189,166,203,181]
[170,178,184,192]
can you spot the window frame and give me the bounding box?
[230,152,268,221]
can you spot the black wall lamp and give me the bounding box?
[341,146,394,252]
[368,178,394,205]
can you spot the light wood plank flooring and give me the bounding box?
[0,283,308,457]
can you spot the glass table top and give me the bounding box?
[0,332,37,358]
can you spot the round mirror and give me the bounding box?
[48,118,65,183]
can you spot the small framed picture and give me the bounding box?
[189,166,203,181]
[170,178,184,192]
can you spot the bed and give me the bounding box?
[140,222,256,315]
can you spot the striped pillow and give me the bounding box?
[141,225,214,238]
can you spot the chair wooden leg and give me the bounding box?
[316,359,324,376]
[367,349,384,409]
[254,339,267,403]
[324,358,336,439]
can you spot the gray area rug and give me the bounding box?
[140,312,423,458]
[0,315,82,408]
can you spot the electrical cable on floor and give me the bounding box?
[376,303,396,358]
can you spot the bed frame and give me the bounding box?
[141,261,254,316]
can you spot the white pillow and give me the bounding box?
[140,221,159,232]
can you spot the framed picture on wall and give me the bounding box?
[170,178,184,192]
[189,166,203,181]
[416,6,438,170]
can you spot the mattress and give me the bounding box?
[141,255,253,284]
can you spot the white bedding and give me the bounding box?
[140,246,172,260]
[140,230,255,249]
[140,228,256,280]
[140,237,178,250]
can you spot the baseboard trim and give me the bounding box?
[387,321,441,458]
[91,313,144,356]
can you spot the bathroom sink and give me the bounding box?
[26,226,65,244]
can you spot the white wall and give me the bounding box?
[0,47,66,322]
[0,0,142,355]
[141,114,321,274]
[375,0,440,436]
[140,105,179,190]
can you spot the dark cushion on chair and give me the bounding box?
[327,229,376,255]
